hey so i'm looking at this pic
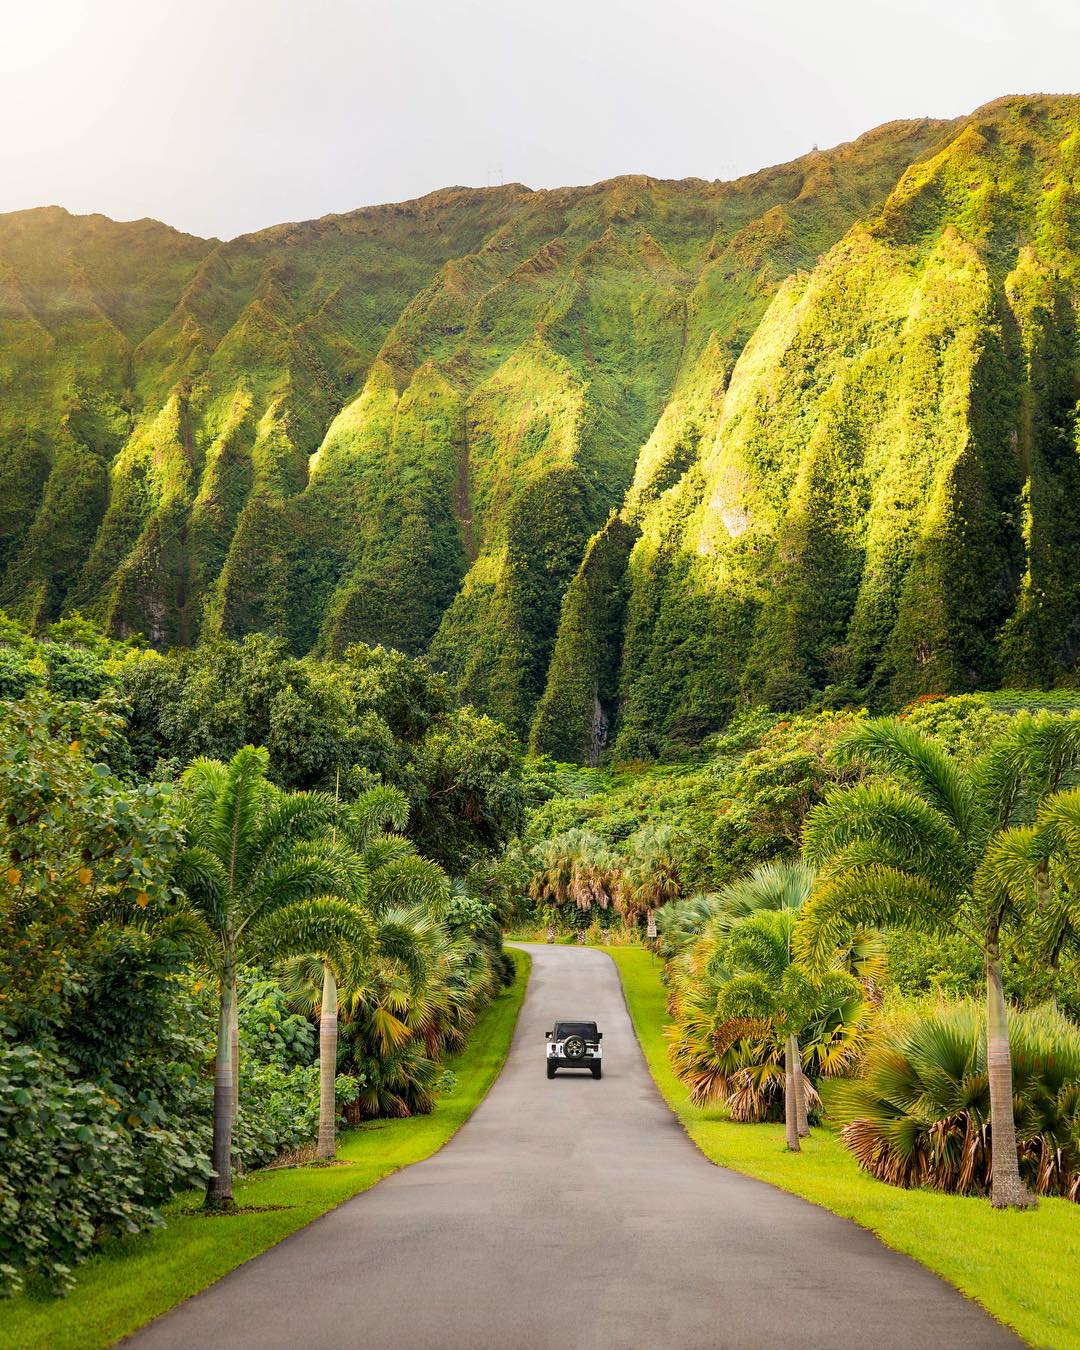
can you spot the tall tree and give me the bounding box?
[800,714,1080,1208]
[283,784,445,1158]
[528,829,619,941]
[173,746,368,1207]
[619,823,682,938]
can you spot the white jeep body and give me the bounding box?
[546,1021,602,1077]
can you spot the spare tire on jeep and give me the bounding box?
[562,1035,586,1060]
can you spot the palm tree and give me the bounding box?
[333,916,500,1120]
[654,893,723,959]
[838,1000,1080,1199]
[800,713,1080,1208]
[984,786,1080,987]
[528,829,619,941]
[661,859,885,1137]
[281,903,431,1153]
[173,746,369,1207]
[283,785,446,1158]
[676,906,865,1150]
[619,823,682,939]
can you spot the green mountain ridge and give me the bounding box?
[3,96,1079,757]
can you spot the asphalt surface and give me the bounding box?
[130,943,1020,1350]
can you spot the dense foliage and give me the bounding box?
[12,103,1080,755]
[538,694,1080,1201]
[663,865,876,1135]
[0,618,526,872]
[523,709,866,898]
[0,621,524,1289]
[837,1002,1080,1200]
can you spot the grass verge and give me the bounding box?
[0,949,530,1350]
[608,946,1080,1350]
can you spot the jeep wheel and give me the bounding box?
[591,1063,602,1080]
[563,1035,586,1060]
[546,1062,556,1079]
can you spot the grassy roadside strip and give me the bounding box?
[607,946,1080,1350]
[0,948,530,1350]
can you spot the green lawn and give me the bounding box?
[608,946,1080,1350]
[0,949,530,1350]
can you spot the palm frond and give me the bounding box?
[343,786,410,852]
[248,790,336,877]
[238,844,362,927]
[374,909,436,989]
[172,843,229,928]
[804,780,970,891]
[183,745,271,887]
[277,952,328,1014]
[798,865,957,968]
[833,719,980,841]
[245,896,375,966]
[369,855,451,919]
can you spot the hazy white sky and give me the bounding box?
[2,0,1078,240]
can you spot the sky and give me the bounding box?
[2,0,1079,241]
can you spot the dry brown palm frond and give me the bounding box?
[713,1016,772,1055]
[724,1063,783,1122]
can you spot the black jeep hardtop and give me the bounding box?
[553,1020,599,1041]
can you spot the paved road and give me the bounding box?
[131,944,1020,1350]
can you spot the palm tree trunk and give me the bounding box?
[546,925,556,944]
[229,976,239,1115]
[791,1035,810,1137]
[577,927,586,944]
[784,1035,800,1152]
[986,955,1035,1208]
[229,973,242,1176]
[317,961,338,1160]
[206,971,236,1208]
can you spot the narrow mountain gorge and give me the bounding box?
[2,95,1079,756]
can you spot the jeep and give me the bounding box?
[546,1020,602,1079]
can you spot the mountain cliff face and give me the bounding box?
[2,96,1079,757]
[599,95,1080,758]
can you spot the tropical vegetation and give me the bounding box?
[582,696,1080,1217]
[4,98,1080,760]
[5,90,1080,1342]
[664,863,876,1149]
[0,619,524,1293]
[836,1001,1080,1201]
[0,951,528,1350]
[800,713,1080,1206]
[610,945,1080,1350]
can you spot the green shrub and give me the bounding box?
[234,1062,321,1170]
[0,1042,209,1297]
[237,978,316,1070]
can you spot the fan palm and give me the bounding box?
[684,909,865,1150]
[664,861,882,1138]
[655,893,723,959]
[837,1001,1080,1199]
[800,713,1080,1207]
[528,829,620,941]
[619,823,682,938]
[171,746,369,1207]
[335,920,495,1119]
